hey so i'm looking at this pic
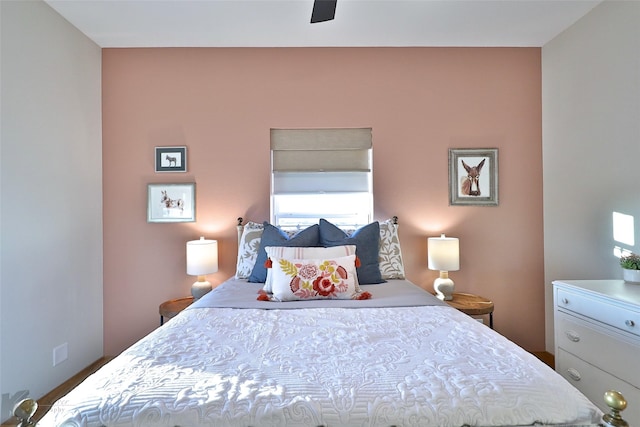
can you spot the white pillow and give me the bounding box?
[270,255,358,301]
[263,245,358,293]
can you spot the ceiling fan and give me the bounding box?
[311,0,337,23]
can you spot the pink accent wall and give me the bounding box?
[103,47,543,355]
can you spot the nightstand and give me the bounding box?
[444,292,494,328]
[159,296,194,325]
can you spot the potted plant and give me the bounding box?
[620,253,640,283]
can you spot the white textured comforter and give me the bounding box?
[39,281,602,426]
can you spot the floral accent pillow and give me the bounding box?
[263,245,359,293]
[270,255,359,301]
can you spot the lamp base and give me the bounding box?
[433,272,454,301]
[191,277,212,300]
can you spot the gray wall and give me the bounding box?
[0,0,103,420]
[542,1,640,352]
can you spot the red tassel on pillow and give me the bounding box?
[353,291,372,300]
[257,293,271,301]
[265,258,272,268]
[355,256,361,268]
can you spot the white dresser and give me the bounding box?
[553,279,640,425]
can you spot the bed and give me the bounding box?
[19,218,629,427]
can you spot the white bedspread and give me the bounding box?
[39,284,602,426]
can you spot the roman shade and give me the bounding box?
[270,128,373,228]
[271,128,372,172]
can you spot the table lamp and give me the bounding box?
[428,234,459,301]
[186,237,218,300]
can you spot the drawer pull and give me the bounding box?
[567,368,581,381]
[562,298,569,305]
[625,320,635,327]
[565,330,580,342]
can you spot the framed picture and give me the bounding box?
[147,183,195,223]
[449,148,498,206]
[155,146,187,172]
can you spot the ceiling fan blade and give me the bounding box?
[311,0,337,23]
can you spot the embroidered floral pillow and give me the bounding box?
[270,255,358,301]
[263,245,359,293]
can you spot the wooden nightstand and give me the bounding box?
[159,296,194,325]
[444,292,494,328]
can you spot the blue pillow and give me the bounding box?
[318,219,384,284]
[248,222,320,283]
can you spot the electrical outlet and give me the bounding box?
[53,343,68,366]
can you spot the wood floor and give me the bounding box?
[532,351,555,369]
[2,352,555,425]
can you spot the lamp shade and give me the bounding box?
[186,237,218,276]
[428,234,459,272]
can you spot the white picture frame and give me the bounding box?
[147,183,195,223]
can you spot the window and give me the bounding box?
[613,211,635,258]
[271,128,373,229]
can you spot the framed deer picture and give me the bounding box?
[155,146,187,172]
[147,183,196,223]
[448,148,498,206]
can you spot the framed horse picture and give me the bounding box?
[448,148,498,206]
[147,183,196,223]
[155,146,187,172]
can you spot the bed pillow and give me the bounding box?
[378,218,406,279]
[263,245,359,293]
[270,255,358,301]
[248,222,320,283]
[341,218,406,280]
[235,221,265,279]
[318,219,384,284]
[235,222,302,279]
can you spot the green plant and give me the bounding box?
[620,253,640,270]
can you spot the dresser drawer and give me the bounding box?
[556,287,640,337]
[557,349,640,426]
[555,311,640,387]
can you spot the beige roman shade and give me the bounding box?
[271,128,372,172]
[270,128,374,227]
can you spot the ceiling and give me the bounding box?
[44,0,602,48]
